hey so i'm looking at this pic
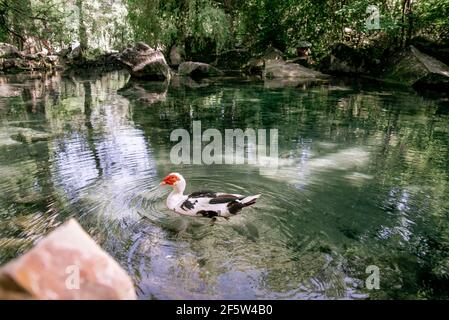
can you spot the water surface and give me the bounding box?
[1,71,449,299]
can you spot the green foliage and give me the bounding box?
[194,4,231,52]
[0,0,131,52]
[234,0,449,59]
[0,0,448,61]
[414,0,449,41]
[237,0,287,51]
[0,0,67,49]
[127,0,231,54]
[126,0,168,48]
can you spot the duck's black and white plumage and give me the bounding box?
[160,173,260,218]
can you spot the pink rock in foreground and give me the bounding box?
[0,219,136,300]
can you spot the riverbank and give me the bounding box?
[2,39,449,94]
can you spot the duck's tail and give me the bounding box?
[227,194,261,215]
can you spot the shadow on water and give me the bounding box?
[1,70,449,299]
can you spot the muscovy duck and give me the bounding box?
[160,173,260,218]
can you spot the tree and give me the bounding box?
[76,0,87,51]
[127,0,231,55]
[0,0,66,51]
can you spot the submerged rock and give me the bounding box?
[12,128,51,143]
[1,127,50,146]
[384,45,449,91]
[178,61,223,78]
[117,42,171,81]
[0,219,137,300]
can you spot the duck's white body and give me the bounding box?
[161,173,260,218]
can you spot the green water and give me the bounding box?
[1,71,449,299]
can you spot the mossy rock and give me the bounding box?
[383,46,449,91]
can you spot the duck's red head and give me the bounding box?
[160,173,181,186]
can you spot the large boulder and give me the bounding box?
[384,45,449,91]
[118,42,171,80]
[178,61,223,78]
[263,59,329,80]
[0,219,136,300]
[411,37,449,65]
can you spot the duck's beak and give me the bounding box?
[159,181,166,185]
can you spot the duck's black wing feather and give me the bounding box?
[188,191,217,198]
[209,195,245,204]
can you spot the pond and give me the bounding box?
[1,70,449,299]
